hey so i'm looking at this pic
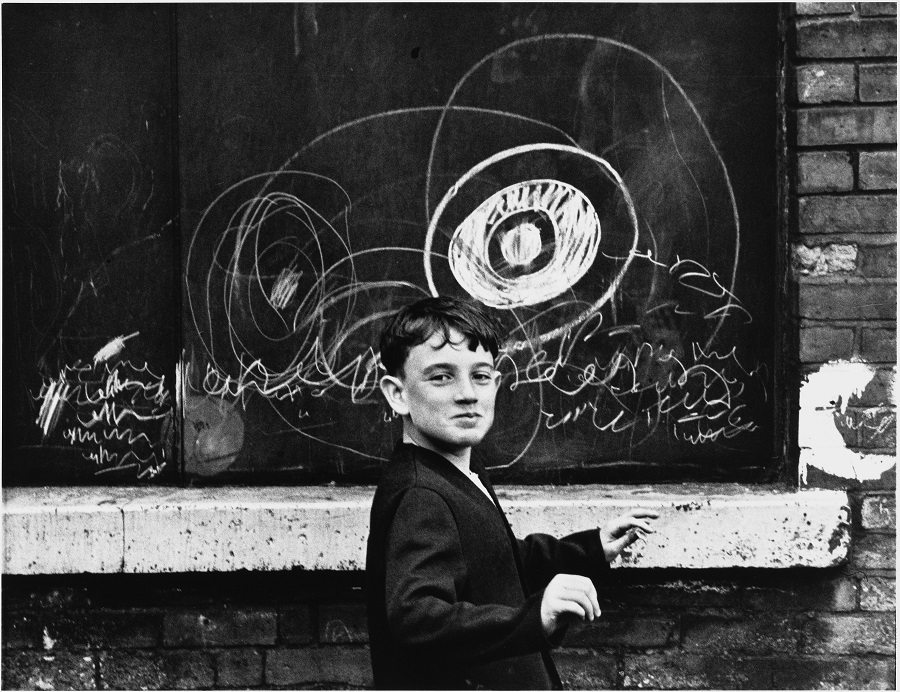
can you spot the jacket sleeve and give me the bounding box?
[516,528,610,592]
[385,486,552,664]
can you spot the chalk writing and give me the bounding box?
[35,360,171,479]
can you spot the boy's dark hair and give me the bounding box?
[379,296,505,377]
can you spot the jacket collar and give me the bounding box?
[394,442,499,510]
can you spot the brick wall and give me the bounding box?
[788,2,898,689]
[2,566,895,691]
[2,4,896,690]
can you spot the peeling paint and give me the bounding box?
[799,359,896,484]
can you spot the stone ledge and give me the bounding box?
[2,485,850,574]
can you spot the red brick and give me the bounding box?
[742,575,857,612]
[803,613,895,654]
[98,650,214,691]
[564,614,676,648]
[1,586,89,611]
[860,3,899,17]
[795,151,853,191]
[860,576,897,610]
[162,609,276,647]
[682,615,799,655]
[853,532,897,569]
[859,151,897,190]
[793,63,855,104]
[162,650,215,690]
[858,241,898,278]
[798,281,896,320]
[797,194,897,234]
[860,63,898,102]
[796,18,897,58]
[771,656,896,689]
[795,106,897,145]
[265,646,372,687]
[1,612,42,649]
[99,650,166,690]
[794,3,854,15]
[319,604,368,643]
[45,609,162,649]
[215,648,263,688]
[862,494,897,529]
[2,650,95,690]
[621,653,771,690]
[793,242,858,276]
[279,606,313,645]
[799,325,855,361]
[609,580,739,609]
[860,327,897,363]
[554,650,617,690]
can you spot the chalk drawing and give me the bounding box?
[799,359,896,484]
[182,33,768,473]
[446,179,602,309]
[425,144,639,348]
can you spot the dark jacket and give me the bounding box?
[365,443,609,690]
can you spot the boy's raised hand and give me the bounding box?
[600,509,660,562]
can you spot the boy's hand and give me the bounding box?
[600,509,660,562]
[540,573,601,635]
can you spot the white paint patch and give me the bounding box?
[92,332,139,365]
[798,359,896,484]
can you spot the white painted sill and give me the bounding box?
[2,485,850,575]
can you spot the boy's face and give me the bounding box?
[380,327,500,457]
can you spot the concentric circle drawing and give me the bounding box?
[425,143,639,350]
[447,179,601,309]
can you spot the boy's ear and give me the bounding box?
[379,375,409,417]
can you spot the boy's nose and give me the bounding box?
[455,377,477,402]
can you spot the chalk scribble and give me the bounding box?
[93,332,140,365]
[178,34,766,475]
[35,360,171,479]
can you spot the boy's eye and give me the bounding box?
[473,371,495,383]
[429,373,452,383]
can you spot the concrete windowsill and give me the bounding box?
[2,485,850,575]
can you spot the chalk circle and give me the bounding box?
[449,179,601,309]
[425,143,640,348]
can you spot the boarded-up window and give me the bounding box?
[4,4,781,485]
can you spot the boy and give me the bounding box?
[366,296,658,690]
